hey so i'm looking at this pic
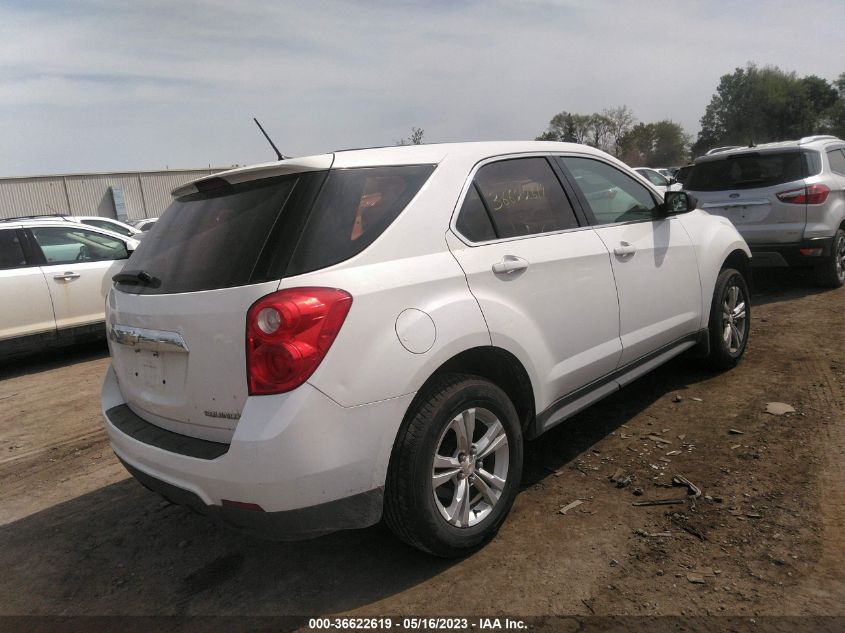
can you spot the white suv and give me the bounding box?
[0,217,139,356]
[101,142,751,556]
[685,135,845,287]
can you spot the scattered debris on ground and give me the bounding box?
[765,402,796,415]
[559,499,584,515]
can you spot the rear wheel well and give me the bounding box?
[411,347,535,433]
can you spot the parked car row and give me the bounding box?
[100,141,752,557]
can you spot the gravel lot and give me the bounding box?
[1,271,843,623]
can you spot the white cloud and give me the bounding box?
[1,0,843,175]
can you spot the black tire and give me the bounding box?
[384,374,523,557]
[705,267,750,370]
[814,229,845,288]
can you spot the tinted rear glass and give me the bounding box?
[286,164,435,276]
[687,151,809,191]
[0,229,26,270]
[118,164,435,294]
[117,172,326,295]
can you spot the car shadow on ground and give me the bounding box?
[0,339,109,380]
[521,355,715,488]
[0,354,718,617]
[0,476,453,616]
[750,268,833,306]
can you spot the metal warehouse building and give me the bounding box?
[0,167,228,222]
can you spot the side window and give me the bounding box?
[642,169,668,187]
[559,157,659,225]
[30,227,129,265]
[0,230,27,270]
[470,157,578,240]
[827,149,845,176]
[455,185,497,242]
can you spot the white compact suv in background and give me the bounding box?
[0,217,139,356]
[633,167,682,195]
[685,135,845,287]
[69,215,144,239]
[102,141,751,556]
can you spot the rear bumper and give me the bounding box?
[748,237,834,268]
[119,457,384,540]
[102,365,414,539]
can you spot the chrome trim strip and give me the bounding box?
[108,324,189,353]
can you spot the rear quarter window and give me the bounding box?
[827,149,845,176]
[286,164,435,275]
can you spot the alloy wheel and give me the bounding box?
[431,407,509,528]
[722,282,748,354]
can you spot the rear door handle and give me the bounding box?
[492,255,529,275]
[613,242,637,258]
[54,272,81,280]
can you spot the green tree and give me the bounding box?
[397,127,425,145]
[537,111,591,143]
[603,105,636,158]
[818,72,845,138]
[693,64,839,155]
[537,107,633,154]
[619,123,656,166]
[620,121,689,166]
[651,120,690,166]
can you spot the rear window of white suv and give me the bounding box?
[687,151,819,191]
[117,164,434,294]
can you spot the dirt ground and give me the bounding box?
[1,270,843,626]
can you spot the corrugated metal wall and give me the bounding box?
[0,168,224,220]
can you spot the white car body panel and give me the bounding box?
[106,281,280,442]
[592,217,702,366]
[0,266,55,340]
[103,366,413,510]
[44,259,128,329]
[446,228,621,413]
[675,210,752,325]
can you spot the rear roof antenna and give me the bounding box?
[253,117,289,161]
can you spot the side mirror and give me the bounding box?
[661,191,696,216]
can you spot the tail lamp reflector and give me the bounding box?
[246,287,352,395]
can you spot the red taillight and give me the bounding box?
[776,184,830,205]
[246,287,352,395]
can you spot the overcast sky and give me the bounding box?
[1,0,843,177]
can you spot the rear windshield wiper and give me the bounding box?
[113,270,160,287]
